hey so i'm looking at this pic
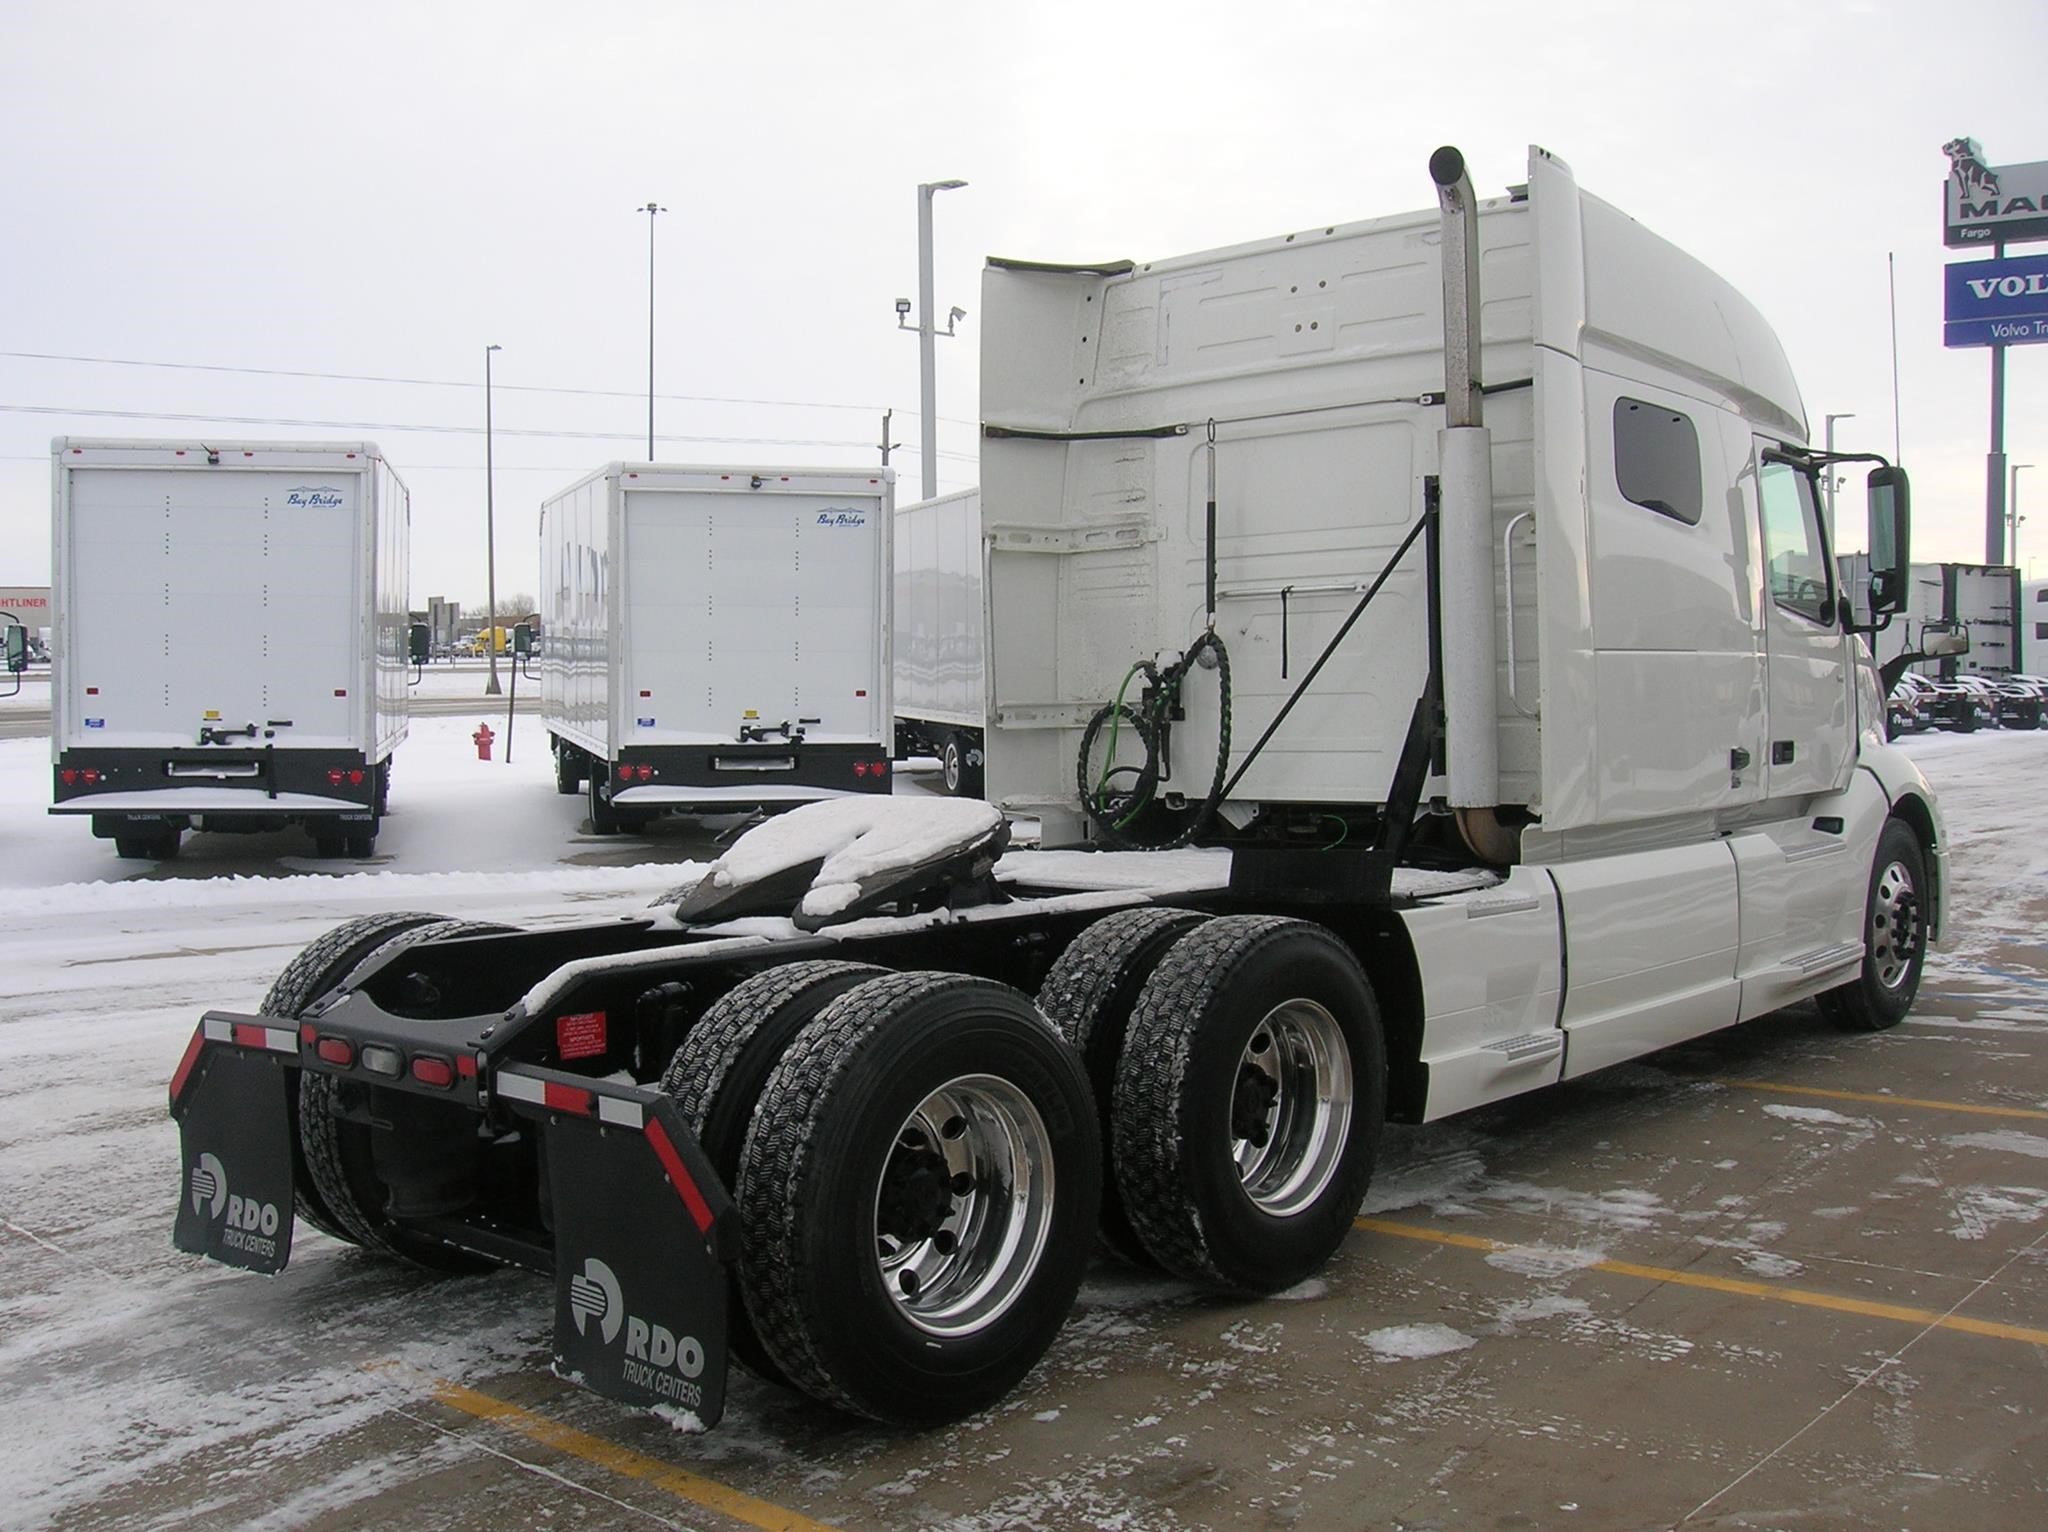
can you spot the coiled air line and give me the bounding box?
[1077,423,1232,850]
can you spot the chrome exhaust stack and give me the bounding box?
[1429,147,1506,851]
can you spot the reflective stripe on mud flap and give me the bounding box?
[203,1016,297,1054]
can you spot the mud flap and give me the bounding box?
[170,1037,297,1274]
[542,1091,732,1426]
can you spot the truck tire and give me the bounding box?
[941,733,984,798]
[553,739,583,796]
[342,830,377,859]
[1818,817,1928,1033]
[588,766,621,835]
[659,960,886,1382]
[737,971,1100,1424]
[298,918,513,1271]
[312,833,344,858]
[259,911,447,1245]
[374,761,392,816]
[1114,915,1384,1292]
[1036,907,1213,1266]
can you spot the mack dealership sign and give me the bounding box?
[1944,254,2048,348]
[1943,139,2048,247]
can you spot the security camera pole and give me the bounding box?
[906,179,967,501]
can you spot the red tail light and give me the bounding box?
[854,761,869,778]
[60,769,77,785]
[347,769,366,786]
[327,768,345,786]
[411,1055,455,1089]
[81,769,101,785]
[316,1037,354,1067]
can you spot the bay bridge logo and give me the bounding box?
[815,508,867,528]
[285,486,345,509]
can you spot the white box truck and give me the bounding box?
[175,147,1946,1433]
[50,439,409,860]
[892,488,987,794]
[539,464,895,833]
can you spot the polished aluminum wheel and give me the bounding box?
[1871,857,1921,991]
[1230,999,1354,1217]
[873,1074,1055,1337]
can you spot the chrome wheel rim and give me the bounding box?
[1230,999,1354,1216]
[1871,858,1921,991]
[942,742,962,794]
[873,1074,1055,1337]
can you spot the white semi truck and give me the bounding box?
[51,439,409,860]
[892,488,987,794]
[172,148,1942,1432]
[539,465,896,833]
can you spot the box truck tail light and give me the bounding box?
[327,769,343,786]
[60,769,76,785]
[637,764,655,782]
[410,1055,455,1089]
[79,769,101,785]
[347,769,365,786]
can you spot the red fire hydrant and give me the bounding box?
[473,721,495,761]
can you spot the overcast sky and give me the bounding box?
[4,0,2045,605]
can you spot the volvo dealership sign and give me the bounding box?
[1944,255,2048,348]
[1944,138,2048,247]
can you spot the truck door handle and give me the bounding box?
[1729,747,1751,770]
[1771,741,1795,765]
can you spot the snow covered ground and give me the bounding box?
[0,720,2042,1527]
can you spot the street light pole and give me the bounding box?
[1823,412,1855,528]
[912,179,966,501]
[484,343,503,697]
[638,201,666,460]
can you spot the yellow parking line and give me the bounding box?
[1709,1078,2048,1121]
[428,1378,833,1532]
[1353,1217,2048,1348]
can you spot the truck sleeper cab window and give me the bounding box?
[1613,397,1703,525]
[1759,456,1835,625]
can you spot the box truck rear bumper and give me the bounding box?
[49,788,371,816]
[611,783,880,807]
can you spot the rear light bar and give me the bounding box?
[616,763,655,783]
[59,768,103,786]
[852,760,890,778]
[325,768,368,787]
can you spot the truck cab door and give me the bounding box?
[1752,449,1852,798]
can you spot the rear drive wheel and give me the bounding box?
[115,829,179,860]
[1818,817,1929,1032]
[1036,907,1212,1265]
[342,830,377,859]
[298,918,513,1270]
[941,734,984,798]
[737,971,1099,1424]
[660,960,886,1382]
[1114,916,1384,1292]
[260,911,446,1244]
[312,833,345,858]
